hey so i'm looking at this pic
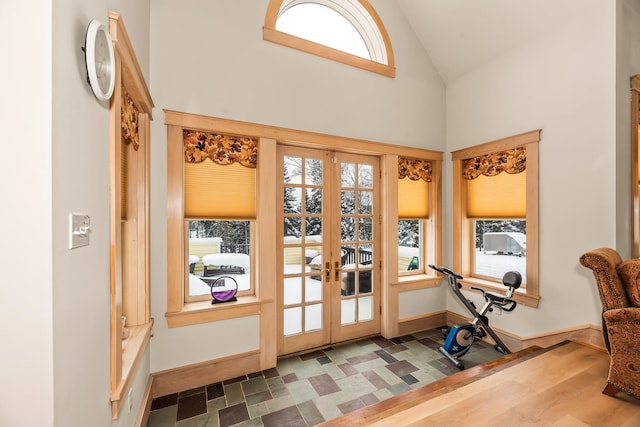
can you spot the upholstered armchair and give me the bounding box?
[579,248,640,400]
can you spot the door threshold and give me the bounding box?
[278,333,382,359]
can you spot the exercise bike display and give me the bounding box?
[429,264,522,370]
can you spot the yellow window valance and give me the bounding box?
[121,88,139,151]
[183,130,257,167]
[183,129,257,219]
[462,147,525,180]
[398,158,432,182]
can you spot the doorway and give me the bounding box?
[277,145,380,355]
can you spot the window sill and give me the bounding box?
[459,277,540,308]
[111,319,154,419]
[165,296,274,328]
[395,274,441,290]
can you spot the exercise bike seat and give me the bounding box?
[502,271,522,289]
[484,291,510,304]
[483,291,518,312]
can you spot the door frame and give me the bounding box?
[276,146,381,355]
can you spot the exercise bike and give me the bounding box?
[428,264,522,370]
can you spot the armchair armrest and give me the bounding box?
[601,307,640,353]
[603,307,640,323]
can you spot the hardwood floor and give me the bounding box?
[321,341,640,426]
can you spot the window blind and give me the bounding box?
[398,177,428,218]
[184,161,256,219]
[466,170,526,218]
[398,157,431,218]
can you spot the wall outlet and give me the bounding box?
[127,388,133,413]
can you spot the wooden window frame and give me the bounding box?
[397,158,436,278]
[263,0,396,78]
[385,155,442,286]
[451,129,541,308]
[165,113,277,329]
[108,12,154,419]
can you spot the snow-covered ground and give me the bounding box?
[474,250,526,283]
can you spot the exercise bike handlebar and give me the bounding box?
[428,264,463,280]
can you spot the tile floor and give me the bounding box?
[147,328,502,427]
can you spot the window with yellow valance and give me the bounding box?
[451,129,540,308]
[462,147,526,219]
[183,130,258,219]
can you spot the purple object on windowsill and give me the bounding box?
[210,276,238,303]
[212,289,237,302]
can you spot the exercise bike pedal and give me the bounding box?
[474,328,487,339]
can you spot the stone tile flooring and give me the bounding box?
[147,328,502,426]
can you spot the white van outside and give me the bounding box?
[483,232,526,257]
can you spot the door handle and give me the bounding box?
[323,261,331,283]
[334,261,341,282]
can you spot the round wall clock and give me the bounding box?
[84,20,115,101]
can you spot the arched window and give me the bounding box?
[264,0,395,78]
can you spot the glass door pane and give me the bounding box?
[332,153,379,341]
[279,147,331,355]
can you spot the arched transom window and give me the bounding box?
[264,0,395,78]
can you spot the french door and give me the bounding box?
[277,145,380,355]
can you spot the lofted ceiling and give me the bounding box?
[395,0,596,83]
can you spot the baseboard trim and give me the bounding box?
[150,350,262,398]
[397,311,447,336]
[519,323,604,350]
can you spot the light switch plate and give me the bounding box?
[70,213,91,249]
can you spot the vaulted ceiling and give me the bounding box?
[395,0,597,83]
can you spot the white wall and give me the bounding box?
[3,1,152,425]
[445,2,617,336]
[50,0,151,426]
[399,289,446,319]
[0,1,54,426]
[149,0,446,372]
